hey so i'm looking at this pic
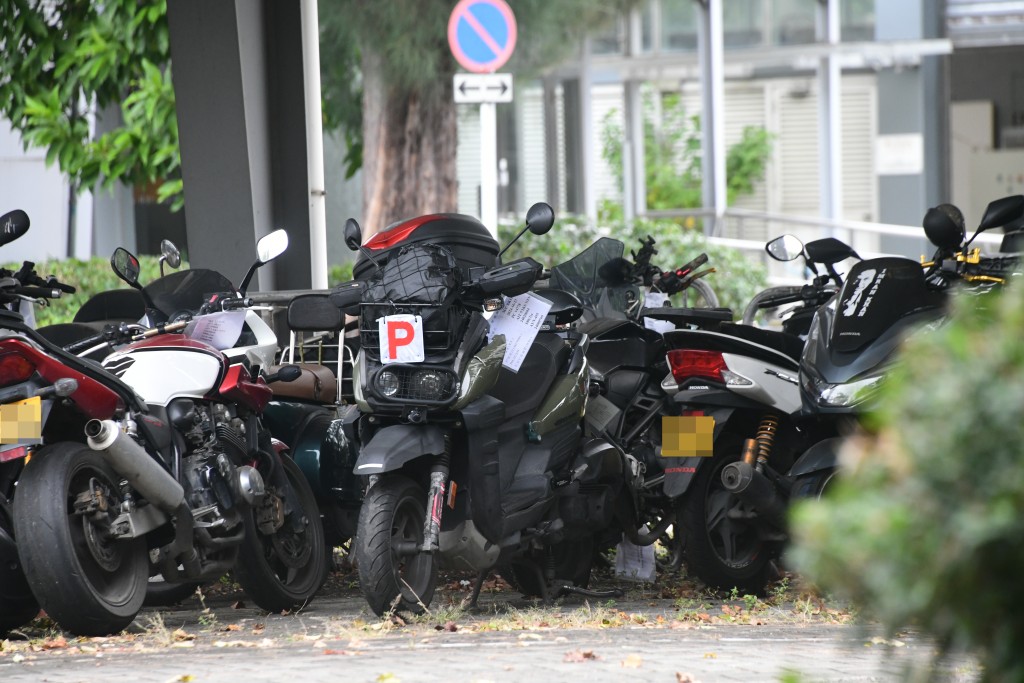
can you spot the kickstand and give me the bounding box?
[469,569,489,609]
[552,583,623,600]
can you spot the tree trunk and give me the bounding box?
[361,48,458,239]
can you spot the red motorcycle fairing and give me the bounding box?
[0,339,121,419]
[215,364,272,412]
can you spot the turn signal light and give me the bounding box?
[667,349,726,384]
[0,351,35,387]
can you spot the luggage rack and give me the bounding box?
[278,323,358,404]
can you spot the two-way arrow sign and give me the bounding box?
[453,73,513,104]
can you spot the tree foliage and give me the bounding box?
[319,0,636,180]
[0,0,181,207]
[599,90,773,222]
[790,284,1024,681]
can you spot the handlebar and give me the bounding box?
[13,285,61,299]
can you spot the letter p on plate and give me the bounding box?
[378,314,425,363]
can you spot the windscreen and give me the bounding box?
[142,269,236,317]
[548,237,640,319]
[831,257,943,353]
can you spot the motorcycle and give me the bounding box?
[324,203,627,615]
[0,208,73,635]
[667,196,1021,593]
[11,229,327,636]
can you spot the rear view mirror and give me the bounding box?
[0,210,30,247]
[287,293,344,332]
[160,240,182,269]
[977,195,1024,232]
[525,202,555,235]
[344,219,363,251]
[804,238,860,265]
[257,229,289,264]
[765,235,803,262]
[111,248,142,289]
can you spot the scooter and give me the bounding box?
[327,203,627,615]
[11,230,327,636]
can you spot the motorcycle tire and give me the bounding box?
[355,475,437,616]
[498,537,593,598]
[679,438,774,596]
[790,468,838,500]
[13,442,148,636]
[234,456,327,613]
[0,504,40,635]
[0,599,39,636]
[680,278,719,309]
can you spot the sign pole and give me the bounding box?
[479,101,498,237]
[447,0,517,238]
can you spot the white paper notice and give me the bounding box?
[644,291,670,309]
[185,310,246,350]
[488,292,553,372]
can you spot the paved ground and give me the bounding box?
[0,575,979,683]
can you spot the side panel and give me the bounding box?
[721,353,803,415]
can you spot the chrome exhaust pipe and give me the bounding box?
[85,419,185,513]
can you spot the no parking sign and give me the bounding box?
[447,0,517,73]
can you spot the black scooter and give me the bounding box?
[320,203,627,615]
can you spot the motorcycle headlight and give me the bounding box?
[378,370,400,397]
[410,369,451,400]
[816,373,886,408]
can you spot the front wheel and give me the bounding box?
[355,475,437,616]
[679,438,774,595]
[233,456,327,613]
[13,443,148,636]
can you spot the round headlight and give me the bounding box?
[378,370,400,397]
[411,369,449,399]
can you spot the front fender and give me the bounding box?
[789,436,844,477]
[354,424,445,475]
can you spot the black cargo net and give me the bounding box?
[360,244,469,363]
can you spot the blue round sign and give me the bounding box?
[447,0,517,74]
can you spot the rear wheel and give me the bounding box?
[355,475,436,616]
[13,443,148,636]
[679,278,719,309]
[0,501,39,635]
[679,438,773,595]
[234,456,327,613]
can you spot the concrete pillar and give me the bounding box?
[696,0,726,235]
[167,0,317,292]
[875,0,949,254]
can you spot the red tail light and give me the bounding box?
[667,349,726,384]
[0,351,35,387]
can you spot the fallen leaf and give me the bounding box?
[42,637,68,650]
[676,673,699,683]
[563,649,600,663]
[517,633,543,641]
[172,629,194,642]
[166,676,194,683]
[323,649,357,656]
[621,654,643,668]
[375,674,400,683]
[224,624,242,632]
[442,621,457,632]
[703,652,717,659]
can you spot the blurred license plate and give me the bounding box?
[661,415,714,457]
[0,396,42,445]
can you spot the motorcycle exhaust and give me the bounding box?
[720,460,786,530]
[85,419,185,513]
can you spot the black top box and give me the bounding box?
[354,213,500,281]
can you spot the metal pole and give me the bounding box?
[696,0,726,236]
[817,0,844,240]
[480,102,498,236]
[300,0,328,288]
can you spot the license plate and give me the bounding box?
[378,314,425,364]
[0,396,42,445]
[661,414,714,457]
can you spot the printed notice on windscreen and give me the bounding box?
[488,292,553,372]
[185,310,246,350]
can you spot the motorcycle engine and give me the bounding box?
[174,402,265,531]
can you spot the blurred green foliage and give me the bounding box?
[790,284,1024,681]
[599,90,773,223]
[499,217,767,314]
[0,0,181,208]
